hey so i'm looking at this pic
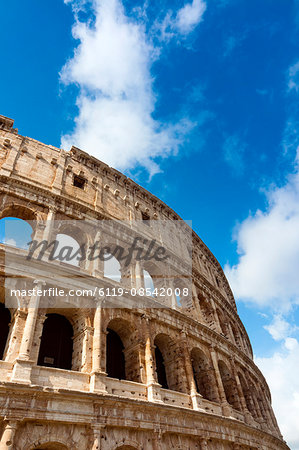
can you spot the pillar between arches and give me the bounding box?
[0,420,19,450]
[11,280,45,384]
[210,347,231,417]
[142,315,163,404]
[90,300,107,394]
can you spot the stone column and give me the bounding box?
[18,281,44,360]
[134,261,144,290]
[192,284,201,314]
[227,322,236,345]
[30,310,47,364]
[210,299,222,333]
[200,439,208,450]
[91,425,104,450]
[11,280,44,384]
[251,390,264,423]
[180,330,204,411]
[31,207,56,243]
[210,347,231,416]
[230,358,250,422]
[4,309,26,362]
[0,420,18,450]
[142,315,163,403]
[90,301,107,393]
[87,230,103,276]
[42,206,56,241]
[81,325,93,373]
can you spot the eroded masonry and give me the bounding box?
[0,114,289,449]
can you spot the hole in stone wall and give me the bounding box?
[73,175,86,189]
[141,211,150,225]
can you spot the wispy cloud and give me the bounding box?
[256,338,299,450]
[264,314,298,341]
[223,134,246,175]
[61,0,206,176]
[225,151,299,311]
[224,57,299,449]
[155,0,206,42]
[176,0,206,35]
[288,60,299,93]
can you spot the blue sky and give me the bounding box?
[1,0,299,446]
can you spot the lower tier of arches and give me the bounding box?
[0,387,289,450]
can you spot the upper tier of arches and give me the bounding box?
[0,126,236,308]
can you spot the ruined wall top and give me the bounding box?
[0,115,237,310]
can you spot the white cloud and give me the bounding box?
[225,150,299,310]
[256,338,299,450]
[61,0,202,175]
[264,314,298,341]
[176,0,206,35]
[3,238,17,247]
[156,0,206,42]
[288,61,299,93]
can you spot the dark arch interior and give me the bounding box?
[106,328,126,380]
[0,303,11,360]
[155,345,168,389]
[37,314,73,370]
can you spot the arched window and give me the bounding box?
[52,234,81,267]
[173,278,192,309]
[38,314,73,370]
[238,371,257,418]
[143,270,155,296]
[115,446,138,450]
[0,217,32,249]
[218,360,241,411]
[0,303,11,360]
[104,254,121,282]
[198,294,216,330]
[154,334,185,393]
[191,348,217,402]
[216,309,230,338]
[106,328,126,380]
[105,319,140,382]
[154,345,168,389]
[32,444,68,450]
[231,323,243,350]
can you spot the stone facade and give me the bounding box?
[0,114,289,449]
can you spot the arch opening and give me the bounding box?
[104,254,121,282]
[143,269,155,296]
[0,217,33,250]
[105,318,140,382]
[32,443,68,450]
[218,360,240,411]
[106,328,126,380]
[154,334,185,392]
[52,233,81,267]
[0,303,11,360]
[191,348,217,402]
[155,345,168,389]
[37,314,73,370]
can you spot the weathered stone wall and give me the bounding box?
[0,115,289,449]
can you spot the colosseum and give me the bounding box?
[0,114,289,450]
